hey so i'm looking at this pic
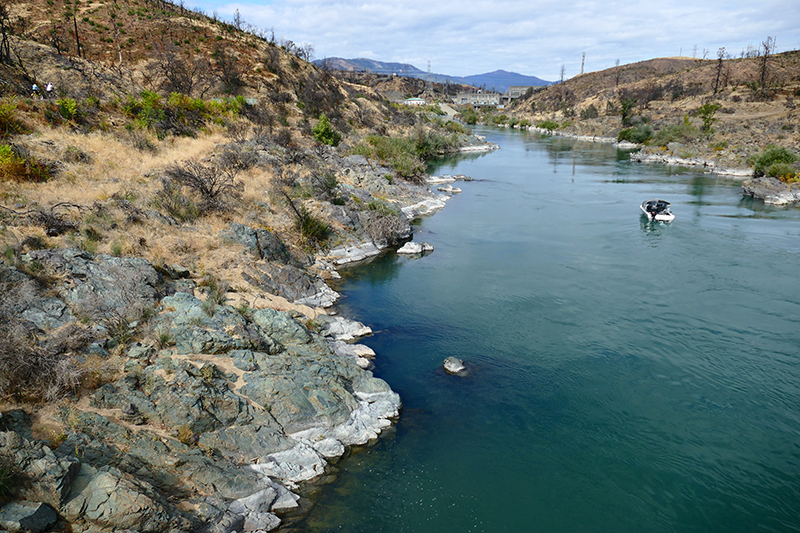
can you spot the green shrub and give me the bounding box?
[351,135,425,178]
[459,108,478,125]
[579,104,599,120]
[620,96,637,126]
[618,124,653,144]
[536,120,559,132]
[0,98,26,137]
[0,145,52,183]
[297,206,329,244]
[766,162,800,182]
[56,98,80,121]
[750,145,799,178]
[696,102,722,134]
[443,120,468,134]
[312,113,341,146]
[651,118,698,147]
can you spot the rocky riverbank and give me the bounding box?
[0,133,494,532]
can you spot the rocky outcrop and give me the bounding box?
[0,245,400,532]
[742,176,800,205]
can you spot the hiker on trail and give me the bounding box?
[31,83,40,98]
[45,83,53,98]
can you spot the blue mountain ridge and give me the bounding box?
[314,57,552,92]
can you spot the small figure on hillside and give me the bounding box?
[45,82,53,98]
[31,83,40,98]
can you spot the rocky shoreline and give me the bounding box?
[0,136,495,532]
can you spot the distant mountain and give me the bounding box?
[315,58,552,92]
[461,70,551,92]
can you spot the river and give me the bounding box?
[293,127,800,532]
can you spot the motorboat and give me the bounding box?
[640,199,675,222]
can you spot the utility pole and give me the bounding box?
[581,52,585,75]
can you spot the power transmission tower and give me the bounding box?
[426,60,432,92]
[581,52,585,75]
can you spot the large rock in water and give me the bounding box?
[742,176,800,205]
[443,356,467,374]
[397,241,434,254]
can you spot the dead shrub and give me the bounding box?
[163,155,245,212]
[0,276,95,401]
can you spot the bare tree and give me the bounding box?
[148,42,212,96]
[713,47,726,95]
[0,2,12,64]
[49,21,70,55]
[212,46,243,94]
[164,153,248,212]
[760,36,775,91]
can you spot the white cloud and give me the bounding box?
[186,0,800,80]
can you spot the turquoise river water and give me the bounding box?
[293,127,800,532]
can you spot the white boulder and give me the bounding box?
[397,241,434,254]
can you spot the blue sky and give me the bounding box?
[185,0,800,81]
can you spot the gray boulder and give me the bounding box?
[315,315,372,341]
[62,464,171,532]
[0,431,80,507]
[242,260,339,307]
[25,249,163,323]
[222,223,295,265]
[0,501,58,533]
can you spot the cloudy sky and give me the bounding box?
[185,0,800,81]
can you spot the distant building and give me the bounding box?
[404,97,427,106]
[455,86,534,107]
[499,86,534,106]
[454,91,500,107]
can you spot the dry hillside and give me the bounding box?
[506,52,800,169]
